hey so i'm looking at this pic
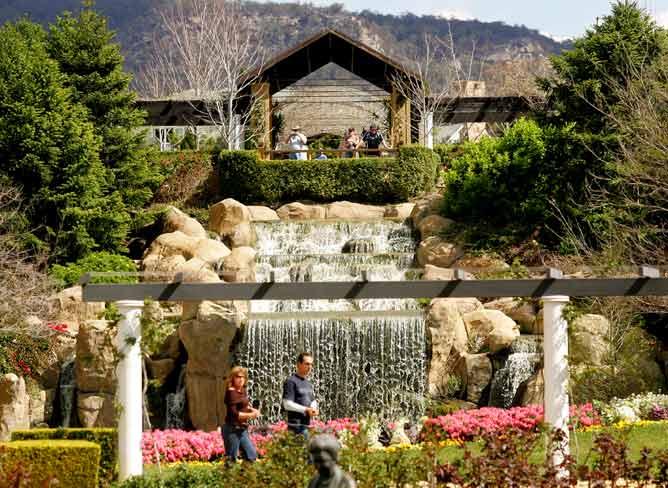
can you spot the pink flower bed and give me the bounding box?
[421,403,600,442]
[142,419,360,464]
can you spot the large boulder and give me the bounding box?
[225,222,256,248]
[423,264,474,281]
[324,201,386,220]
[162,206,207,238]
[143,231,199,260]
[49,286,105,335]
[75,320,116,394]
[570,314,610,366]
[220,247,256,283]
[484,298,537,332]
[426,299,474,395]
[0,374,30,440]
[276,202,327,220]
[462,310,520,354]
[209,198,251,235]
[142,254,187,281]
[410,193,444,227]
[175,258,222,319]
[417,236,464,268]
[191,238,231,267]
[455,353,493,404]
[417,215,455,240]
[77,393,115,427]
[248,206,280,221]
[179,301,243,430]
[384,203,415,220]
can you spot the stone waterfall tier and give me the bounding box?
[235,313,426,424]
[488,336,543,408]
[252,220,420,314]
[253,220,418,256]
[237,218,426,423]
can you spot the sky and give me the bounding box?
[283,0,668,41]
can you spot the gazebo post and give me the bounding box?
[115,300,145,481]
[542,294,570,468]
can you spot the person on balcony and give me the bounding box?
[286,126,308,160]
[362,124,388,156]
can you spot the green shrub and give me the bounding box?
[50,252,138,287]
[215,145,439,205]
[11,428,117,486]
[441,118,604,247]
[0,439,100,487]
[433,143,465,167]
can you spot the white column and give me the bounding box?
[425,111,434,149]
[115,300,145,481]
[543,295,570,467]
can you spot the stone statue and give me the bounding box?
[307,434,356,488]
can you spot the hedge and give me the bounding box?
[0,439,100,487]
[12,427,117,485]
[215,145,439,205]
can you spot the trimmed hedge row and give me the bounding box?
[0,439,100,487]
[12,427,117,485]
[216,145,439,205]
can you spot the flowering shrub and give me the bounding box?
[596,393,668,424]
[142,419,361,464]
[421,404,599,442]
[650,405,668,421]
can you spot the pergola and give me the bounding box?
[81,266,668,481]
[136,29,534,156]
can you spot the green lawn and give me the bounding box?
[435,421,668,466]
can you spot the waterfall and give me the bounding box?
[59,359,76,427]
[488,336,543,408]
[236,219,426,423]
[165,365,186,429]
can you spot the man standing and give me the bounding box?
[362,124,388,156]
[282,352,318,437]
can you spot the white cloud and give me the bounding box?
[434,8,475,21]
[656,10,668,28]
[539,31,572,43]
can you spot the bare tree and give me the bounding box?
[391,27,481,147]
[0,184,57,337]
[146,0,266,149]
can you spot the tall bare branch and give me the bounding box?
[145,0,266,149]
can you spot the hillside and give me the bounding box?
[0,0,568,93]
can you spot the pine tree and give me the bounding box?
[0,20,129,261]
[47,2,160,208]
[538,1,668,134]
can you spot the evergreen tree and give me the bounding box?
[538,1,668,134]
[0,20,129,261]
[47,2,160,208]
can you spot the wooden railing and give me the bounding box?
[259,147,398,160]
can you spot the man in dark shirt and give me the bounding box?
[282,352,318,437]
[362,124,388,156]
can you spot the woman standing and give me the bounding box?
[223,366,261,462]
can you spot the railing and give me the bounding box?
[260,147,399,160]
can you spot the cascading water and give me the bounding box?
[235,219,427,423]
[488,336,543,408]
[59,358,76,427]
[165,365,187,429]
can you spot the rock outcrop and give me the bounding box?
[75,320,117,427]
[0,374,29,440]
[179,301,244,431]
